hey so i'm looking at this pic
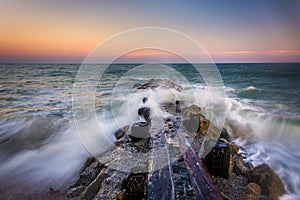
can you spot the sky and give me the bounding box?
[0,0,299,63]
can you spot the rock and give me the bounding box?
[233,155,251,176]
[220,192,230,200]
[134,78,183,91]
[220,128,231,141]
[81,157,96,172]
[142,97,148,103]
[204,140,239,179]
[199,114,210,135]
[93,167,131,200]
[165,118,171,122]
[247,164,286,199]
[175,100,181,113]
[67,186,85,198]
[67,158,106,199]
[130,122,150,142]
[229,143,239,155]
[182,105,201,134]
[49,187,59,194]
[247,182,261,199]
[80,172,108,200]
[70,159,104,188]
[182,104,201,113]
[181,104,211,136]
[116,190,124,200]
[218,138,229,144]
[134,138,150,152]
[115,125,129,140]
[66,95,286,200]
[122,169,147,199]
[233,154,253,178]
[245,162,254,170]
[251,196,274,200]
[211,173,249,200]
[138,107,151,122]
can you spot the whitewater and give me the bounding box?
[0,63,299,199]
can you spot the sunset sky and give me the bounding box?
[1,0,299,63]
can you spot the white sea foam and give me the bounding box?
[0,79,299,198]
[246,85,257,90]
[183,83,300,198]
[0,117,90,192]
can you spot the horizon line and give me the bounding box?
[0,61,300,65]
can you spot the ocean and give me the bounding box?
[0,63,299,199]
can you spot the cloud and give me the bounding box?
[219,50,257,56]
[265,50,300,55]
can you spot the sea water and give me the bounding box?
[0,63,299,199]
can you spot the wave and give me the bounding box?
[244,85,258,91]
[190,84,300,198]
[0,78,299,198]
[237,85,264,99]
[0,116,90,195]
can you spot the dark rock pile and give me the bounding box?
[134,78,183,91]
[181,104,285,199]
[67,100,286,200]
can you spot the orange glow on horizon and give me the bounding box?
[219,51,257,56]
[266,50,300,56]
[127,50,172,57]
[0,32,105,58]
[113,49,185,63]
[217,50,300,56]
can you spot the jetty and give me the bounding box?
[67,79,286,200]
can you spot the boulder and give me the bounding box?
[220,128,231,141]
[80,172,109,200]
[138,107,151,122]
[204,140,239,179]
[210,173,249,200]
[115,125,129,140]
[247,164,285,199]
[134,78,182,91]
[116,190,124,200]
[175,100,181,113]
[251,196,274,200]
[229,143,239,155]
[181,104,212,137]
[247,182,261,199]
[67,186,86,198]
[130,122,150,142]
[70,158,104,188]
[122,171,147,199]
[233,155,253,177]
[182,105,201,134]
[142,97,148,103]
[199,114,210,135]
